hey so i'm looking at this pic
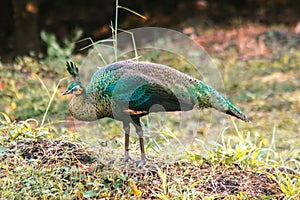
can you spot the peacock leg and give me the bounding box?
[123,121,132,162]
[132,118,147,162]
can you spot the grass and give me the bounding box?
[1,111,299,199]
[1,48,300,198]
[1,39,300,198]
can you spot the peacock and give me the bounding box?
[62,60,250,162]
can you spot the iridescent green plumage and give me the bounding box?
[63,60,250,162]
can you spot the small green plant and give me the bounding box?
[0,113,55,145]
[40,28,83,62]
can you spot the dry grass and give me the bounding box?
[2,136,297,199]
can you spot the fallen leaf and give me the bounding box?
[129,178,142,196]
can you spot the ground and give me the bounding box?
[1,139,291,199]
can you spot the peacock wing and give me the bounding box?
[103,76,194,114]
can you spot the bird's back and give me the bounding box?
[88,60,194,90]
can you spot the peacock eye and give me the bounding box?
[71,85,82,94]
[73,86,80,91]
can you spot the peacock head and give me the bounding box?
[62,82,84,96]
[63,61,85,96]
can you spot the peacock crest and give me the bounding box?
[66,61,80,82]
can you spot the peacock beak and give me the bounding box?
[62,89,72,95]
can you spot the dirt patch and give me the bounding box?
[122,161,285,199]
[185,23,300,60]
[8,140,96,166]
[4,140,288,198]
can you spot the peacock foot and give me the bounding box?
[108,156,132,165]
[120,155,133,162]
[132,156,151,166]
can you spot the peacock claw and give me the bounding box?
[108,156,132,165]
[120,155,133,162]
[137,159,147,164]
[132,156,151,166]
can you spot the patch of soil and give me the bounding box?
[122,161,286,199]
[8,140,96,166]
[190,24,300,60]
[4,140,290,198]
